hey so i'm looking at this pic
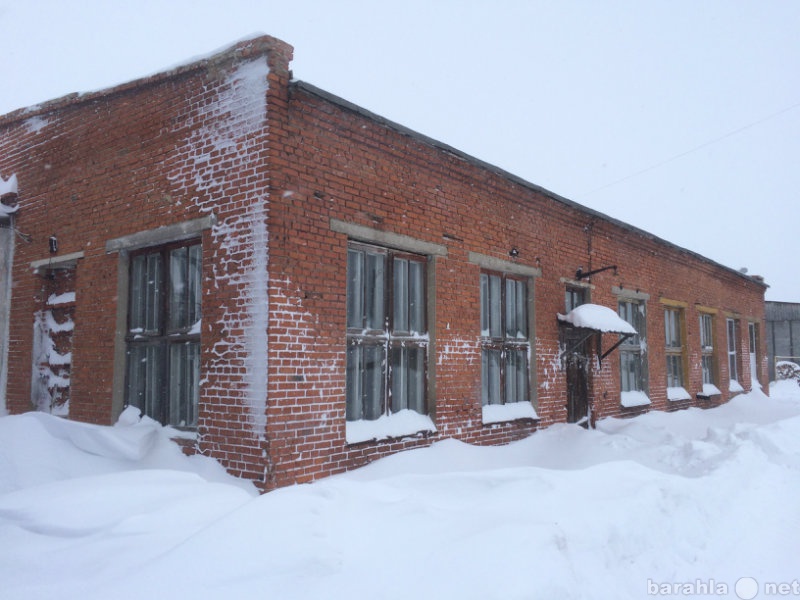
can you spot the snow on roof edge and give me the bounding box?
[0,35,290,124]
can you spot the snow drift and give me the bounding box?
[1,388,799,599]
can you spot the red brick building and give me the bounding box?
[0,36,767,490]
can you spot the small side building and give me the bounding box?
[765,301,800,378]
[0,36,768,490]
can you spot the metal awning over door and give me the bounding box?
[557,303,637,363]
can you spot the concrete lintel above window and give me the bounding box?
[560,277,594,289]
[696,305,718,314]
[30,251,85,275]
[331,218,447,257]
[659,297,688,308]
[612,286,650,301]
[105,214,216,254]
[469,252,541,278]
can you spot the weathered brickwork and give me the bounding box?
[0,36,767,491]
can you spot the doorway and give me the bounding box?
[565,346,589,424]
[31,266,76,415]
[563,284,591,425]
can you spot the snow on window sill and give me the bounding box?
[188,319,202,335]
[165,426,199,441]
[729,379,745,393]
[620,390,652,408]
[482,401,539,424]
[667,386,692,402]
[703,383,722,396]
[346,409,437,444]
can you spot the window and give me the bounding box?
[618,300,647,393]
[346,242,427,421]
[749,322,760,385]
[664,308,684,388]
[727,318,741,386]
[125,241,201,427]
[565,285,587,313]
[480,271,530,406]
[562,283,589,364]
[664,307,691,401]
[700,313,716,387]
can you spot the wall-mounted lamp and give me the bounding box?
[49,235,58,254]
[509,248,519,258]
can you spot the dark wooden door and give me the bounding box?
[566,350,589,425]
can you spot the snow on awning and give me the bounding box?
[558,303,637,364]
[557,303,637,335]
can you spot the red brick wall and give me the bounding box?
[0,37,294,485]
[261,81,767,487]
[0,36,767,491]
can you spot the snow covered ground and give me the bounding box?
[2,385,799,600]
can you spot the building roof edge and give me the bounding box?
[291,79,768,291]
[0,34,288,126]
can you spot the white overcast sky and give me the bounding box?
[2,1,799,301]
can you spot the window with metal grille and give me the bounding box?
[618,299,647,393]
[345,242,428,421]
[700,313,716,385]
[748,321,760,385]
[125,241,201,428]
[727,318,739,383]
[565,285,587,313]
[664,308,685,388]
[480,271,530,406]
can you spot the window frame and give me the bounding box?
[618,298,648,394]
[664,307,686,389]
[748,321,760,384]
[565,284,588,314]
[699,312,717,387]
[345,241,429,422]
[480,269,531,407]
[727,317,740,384]
[124,239,202,428]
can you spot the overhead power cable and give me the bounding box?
[577,100,800,199]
